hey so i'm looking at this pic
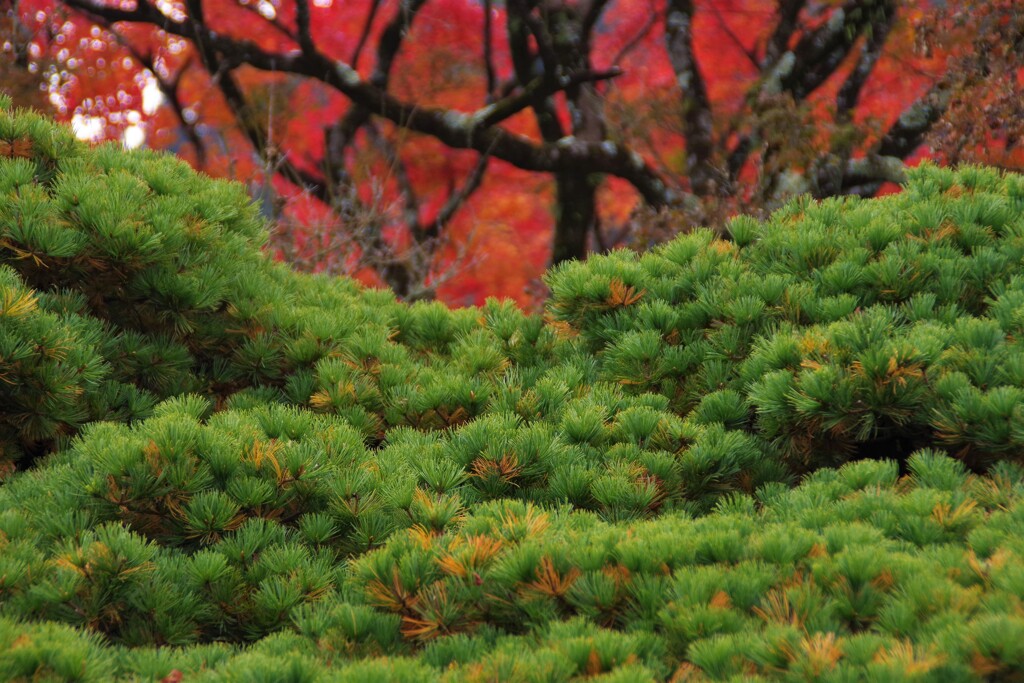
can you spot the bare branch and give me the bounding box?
[324,0,428,187]
[419,152,491,239]
[473,68,621,130]
[365,123,420,230]
[163,71,207,166]
[483,0,497,100]
[707,0,759,70]
[609,3,658,68]
[195,37,326,198]
[351,0,382,68]
[98,27,207,165]
[164,1,328,200]
[237,2,297,44]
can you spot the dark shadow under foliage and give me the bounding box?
[5,99,1024,681]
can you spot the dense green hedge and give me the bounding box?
[4,98,1024,680]
[6,451,1024,681]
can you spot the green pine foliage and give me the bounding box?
[6,97,1024,679]
[6,454,1024,680]
[546,164,1024,471]
[0,265,153,470]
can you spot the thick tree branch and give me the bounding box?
[729,0,893,184]
[368,0,429,87]
[838,82,951,196]
[876,81,952,160]
[294,0,315,56]
[763,0,805,68]
[666,0,715,195]
[474,68,621,130]
[518,3,561,81]
[546,0,613,264]
[559,0,610,137]
[726,137,751,181]
[507,0,565,141]
[844,155,906,186]
[774,0,897,101]
[482,0,497,100]
[506,0,539,87]
[783,152,907,200]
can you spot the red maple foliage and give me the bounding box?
[7,0,1023,308]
